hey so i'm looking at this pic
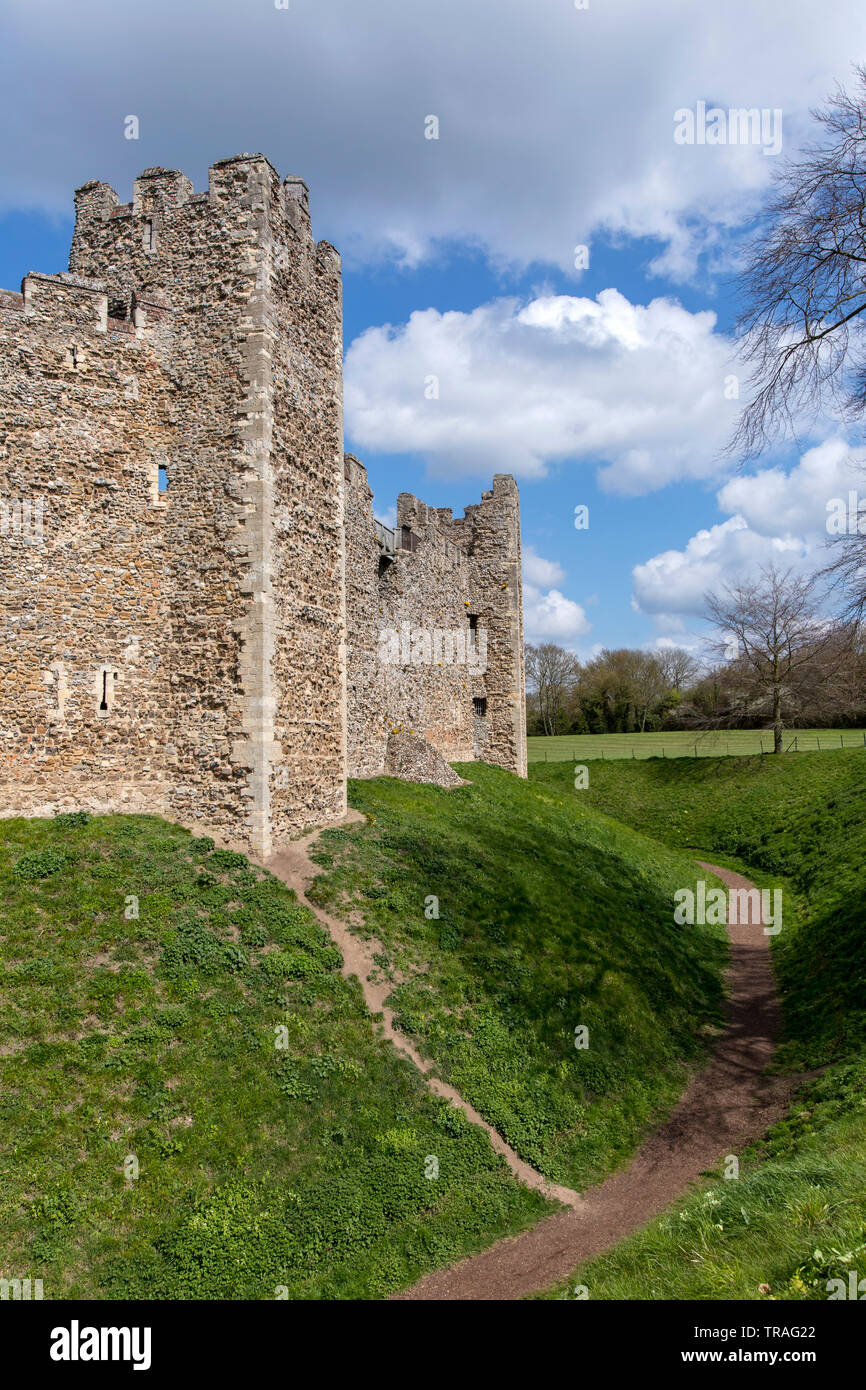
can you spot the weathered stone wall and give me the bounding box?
[344,455,527,779]
[0,273,176,820]
[268,179,347,841]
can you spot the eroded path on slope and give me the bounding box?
[267,812,581,1209]
[269,829,801,1300]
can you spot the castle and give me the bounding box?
[0,154,526,858]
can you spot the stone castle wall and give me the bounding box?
[344,455,526,779]
[0,156,525,858]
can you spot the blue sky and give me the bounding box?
[2,0,865,658]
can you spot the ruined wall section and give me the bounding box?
[345,454,499,777]
[0,274,177,817]
[450,475,527,779]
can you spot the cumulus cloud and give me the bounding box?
[716,437,866,538]
[0,0,862,279]
[632,438,866,627]
[523,584,591,644]
[522,545,566,589]
[345,289,743,492]
[522,547,589,644]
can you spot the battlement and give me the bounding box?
[394,474,519,550]
[0,271,173,341]
[70,154,323,279]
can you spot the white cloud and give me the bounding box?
[521,546,589,643]
[0,1,862,280]
[632,437,866,627]
[716,437,866,538]
[523,545,566,589]
[523,583,591,644]
[345,289,743,492]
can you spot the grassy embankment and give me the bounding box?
[310,762,728,1189]
[531,751,866,1300]
[0,813,549,1300]
[0,765,728,1298]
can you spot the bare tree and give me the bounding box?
[730,66,866,460]
[626,651,668,733]
[823,491,866,624]
[525,643,579,736]
[657,646,702,692]
[705,564,850,752]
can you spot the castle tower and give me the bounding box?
[0,156,347,855]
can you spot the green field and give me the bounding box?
[528,728,866,762]
[531,748,866,1299]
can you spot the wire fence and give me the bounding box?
[527,729,866,763]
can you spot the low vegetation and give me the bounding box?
[533,747,866,1067]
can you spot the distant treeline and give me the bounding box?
[525,640,866,737]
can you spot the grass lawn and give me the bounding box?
[309,762,728,1190]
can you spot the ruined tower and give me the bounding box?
[0,155,346,856]
[0,155,526,857]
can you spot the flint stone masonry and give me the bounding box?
[0,156,526,856]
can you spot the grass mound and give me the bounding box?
[0,812,551,1300]
[309,763,727,1189]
